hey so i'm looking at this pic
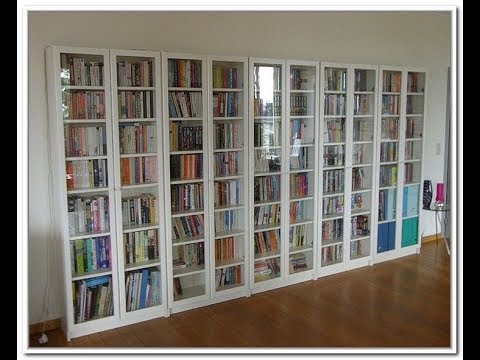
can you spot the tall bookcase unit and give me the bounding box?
[208,56,250,298]
[286,60,319,283]
[374,66,426,262]
[249,58,286,293]
[46,46,120,340]
[318,63,378,276]
[110,50,168,323]
[162,53,210,311]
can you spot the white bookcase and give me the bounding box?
[208,56,250,298]
[318,62,378,276]
[162,53,210,311]
[249,58,286,293]
[110,49,168,323]
[285,60,319,283]
[45,44,428,337]
[374,66,426,263]
[46,46,120,340]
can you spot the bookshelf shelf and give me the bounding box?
[173,264,205,278]
[318,63,378,273]
[72,268,112,281]
[289,245,314,254]
[122,223,160,233]
[47,46,120,340]
[375,66,425,259]
[111,49,168,321]
[209,55,249,297]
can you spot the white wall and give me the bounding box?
[27,11,451,324]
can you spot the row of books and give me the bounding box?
[321,243,343,264]
[381,117,399,140]
[253,122,281,147]
[322,218,343,241]
[405,142,419,161]
[402,185,419,217]
[290,68,314,91]
[168,91,203,118]
[68,196,109,235]
[289,253,308,273]
[171,215,205,240]
[381,95,400,115]
[169,122,203,151]
[61,55,104,86]
[325,68,347,92]
[215,265,241,288]
[214,209,240,233]
[404,163,418,184]
[352,118,373,142]
[66,159,108,190]
[323,169,345,193]
[324,94,346,116]
[125,268,162,312]
[214,152,239,177]
[254,204,280,227]
[74,276,113,324]
[173,242,205,267]
[170,154,203,180]
[65,125,106,157]
[214,122,241,149]
[352,144,369,165]
[407,72,423,93]
[254,258,280,282]
[121,194,157,227]
[379,165,397,188]
[406,96,423,114]
[117,60,153,87]
[212,64,239,89]
[350,239,364,257]
[290,146,311,171]
[254,230,280,255]
[214,180,240,207]
[289,224,308,247]
[290,172,309,197]
[62,91,105,120]
[354,70,371,92]
[215,237,238,261]
[119,123,156,154]
[123,230,159,265]
[380,142,398,162]
[70,237,111,274]
[290,94,310,116]
[289,201,309,222]
[378,188,396,221]
[406,117,421,138]
[351,193,365,211]
[254,175,281,203]
[322,195,344,216]
[118,91,154,119]
[382,71,401,93]
[352,167,368,191]
[171,183,204,212]
[120,156,158,186]
[290,119,312,144]
[253,95,282,116]
[212,92,240,117]
[353,94,370,115]
[168,59,202,88]
[323,144,345,167]
[254,150,281,173]
[323,118,345,143]
[351,215,369,237]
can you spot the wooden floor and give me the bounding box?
[29,241,451,349]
